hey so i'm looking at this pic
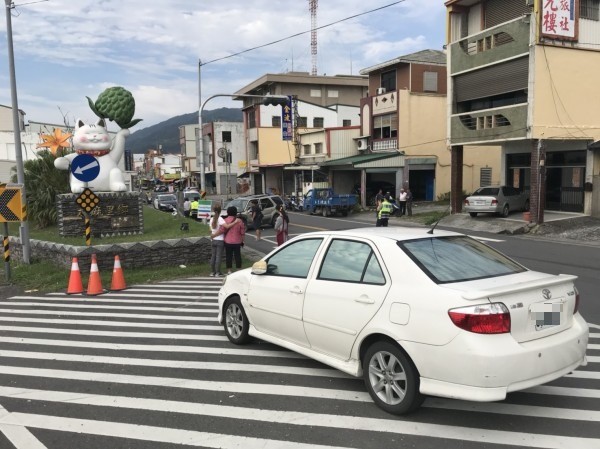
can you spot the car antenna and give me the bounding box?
[427,203,452,234]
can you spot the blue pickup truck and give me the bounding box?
[304,188,358,217]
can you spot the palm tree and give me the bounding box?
[11,150,70,229]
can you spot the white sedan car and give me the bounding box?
[217,228,589,414]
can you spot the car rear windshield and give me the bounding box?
[159,195,176,201]
[226,199,248,211]
[474,187,499,196]
[399,236,526,284]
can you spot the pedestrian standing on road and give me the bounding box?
[222,206,245,274]
[405,188,413,216]
[376,196,393,227]
[208,204,225,277]
[183,198,191,218]
[274,204,289,246]
[250,199,263,241]
[375,189,385,220]
[398,188,408,216]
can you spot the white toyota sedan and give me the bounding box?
[217,228,589,414]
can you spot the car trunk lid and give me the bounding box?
[443,272,578,343]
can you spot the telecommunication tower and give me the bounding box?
[309,0,318,76]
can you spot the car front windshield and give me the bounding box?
[400,236,526,284]
[160,195,176,202]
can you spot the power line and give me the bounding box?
[200,1,406,67]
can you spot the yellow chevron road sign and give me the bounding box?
[0,186,24,222]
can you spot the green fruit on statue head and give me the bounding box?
[86,86,142,129]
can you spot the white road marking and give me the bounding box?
[47,292,217,299]
[0,327,227,341]
[588,323,600,330]
[0,366,367,401]
[0,316,219,330]
[0,413,351,449]
[0,388,597,448]
[0,337,304,358]
[0,350,347,378]
[0,309,213,320]
[567,370,600,380]
[526,385,600,399]
[11,296,214,306]
[0,302,216,312]
[0,404,47,449]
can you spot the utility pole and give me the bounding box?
[4,0,30,263]
[197,59,206,193]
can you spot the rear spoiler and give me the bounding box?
[462,274,578,301]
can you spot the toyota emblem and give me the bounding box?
[542,288,552,300]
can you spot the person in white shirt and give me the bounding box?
[398,188,408,216]
[208,204,226,276]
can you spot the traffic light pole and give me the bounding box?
[197,91,288,195]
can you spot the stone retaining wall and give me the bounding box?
[8,236,212,272]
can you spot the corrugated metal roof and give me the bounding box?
[359,49,447,75]
[320,153,398,167]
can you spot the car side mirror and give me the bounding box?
[251,260,267,275]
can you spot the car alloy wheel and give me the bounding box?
[502,204,509,217]
[363,341,423,414]
[224,297,250,344]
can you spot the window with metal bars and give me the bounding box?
[581,0,600,20]
[480,167,492,187]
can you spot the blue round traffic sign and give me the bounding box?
[71,154,100,182]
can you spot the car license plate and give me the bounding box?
[474,200,485,205]
[530,302,563,331]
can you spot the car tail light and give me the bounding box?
[491,199,498,205]
[574,286,580,315]
[448,303,510,334]
[464,199,470,206]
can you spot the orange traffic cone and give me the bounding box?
[110,255,127,291]
[66,257,84,295]
[86,254,104,296]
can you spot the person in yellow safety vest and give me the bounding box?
[190,197,200,220]
[376,196,393,227]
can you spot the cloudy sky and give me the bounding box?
[0,0,446,131]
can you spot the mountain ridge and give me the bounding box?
[126,107,242,154]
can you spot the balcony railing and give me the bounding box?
[450,104,528,145]
[372,139,398,152]
[450,17,530,74]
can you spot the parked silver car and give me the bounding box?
[464,186,529,217]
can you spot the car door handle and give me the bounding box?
[354,296,375,304]
[290,287,303,294]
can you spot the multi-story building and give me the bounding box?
[446,0,600,220]
[357,49,502,203]
[233,72,368,195]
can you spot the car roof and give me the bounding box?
[296,226,463,242]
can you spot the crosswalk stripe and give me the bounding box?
[0,325,224,340]
[0,350,347,378]
[48,292,217,299]
[0,316,220,330]
[0,366,369,401]
[0,413,352,449]
[526,385,600,399]
[11,296,212,306]
[0,309,214,320]
[0,302,217,312]
[0,388,597,449]
[0,336,305,358]
[0,404,47,449]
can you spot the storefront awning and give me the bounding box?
[320,152,400,167]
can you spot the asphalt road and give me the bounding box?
[0,280,596,448]
[247,210,600,326]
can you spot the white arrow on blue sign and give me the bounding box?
[71,154,100,182]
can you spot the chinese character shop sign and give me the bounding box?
[542,0,578,41]
[282,96,293,141]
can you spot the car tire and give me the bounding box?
[322,207,329,217]
[363,341,424,415]
[469,212,477,217]
[524,200,530,212]
[501,204,509,217]
[223,297,250,345]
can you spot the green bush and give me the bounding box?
[11,150,70,229]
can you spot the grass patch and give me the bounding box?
[7,206,209,245]
[1,206,250,293]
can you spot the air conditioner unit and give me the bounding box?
[376,87,387,95]
[357,138,369,152]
